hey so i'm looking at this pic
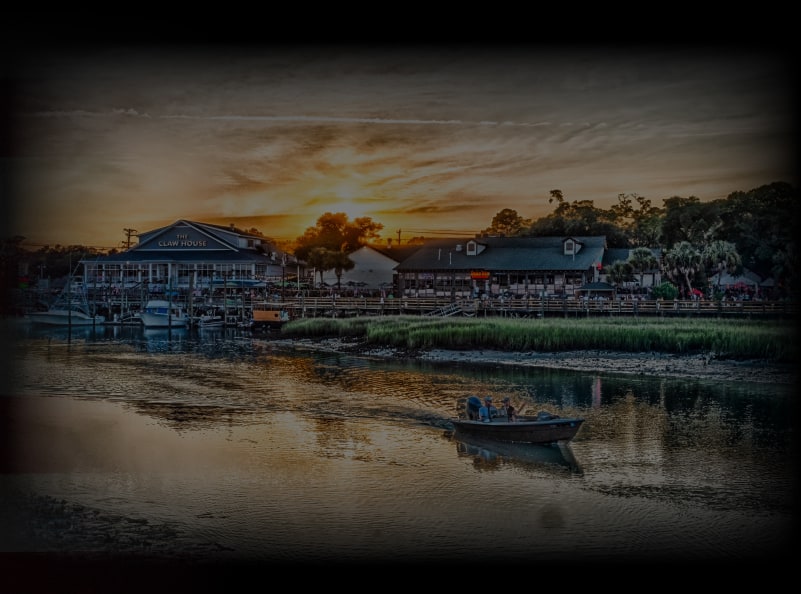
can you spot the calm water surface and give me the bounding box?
[1,322,797,565]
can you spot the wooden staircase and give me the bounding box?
[425,302,463,317]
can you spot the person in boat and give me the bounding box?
[465,395,482,420]
[478,396,498,423]
[501,397,518,422]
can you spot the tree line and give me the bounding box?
[482,181,797,297]
[2,181,798,310]
[289,181,798,298]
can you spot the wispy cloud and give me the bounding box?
[5,45,796,249]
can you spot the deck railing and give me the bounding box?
[248,296,796,319]
[82,290,796,321]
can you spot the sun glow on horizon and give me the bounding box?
[5,47,794,250]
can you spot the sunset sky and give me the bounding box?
[4,44,796,250]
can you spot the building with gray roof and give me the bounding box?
[394,236,609,299]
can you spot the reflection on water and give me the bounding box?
[0,321,796,565]
[452,436,583,475]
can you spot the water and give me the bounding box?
[1,322,797,566]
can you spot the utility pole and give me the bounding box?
[122,228,138,249]
[396,229,401,245]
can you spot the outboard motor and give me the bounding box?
[466,396,482,420]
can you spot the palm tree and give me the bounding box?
[328,251,355,290]
[663,241,701,298]
[702,240,741,292]
[305,247,332,288]
[627,247,659,295]
[605,260,633,295]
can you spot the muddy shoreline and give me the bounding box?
[269,337,796,385]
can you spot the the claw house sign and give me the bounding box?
[470,271,490,280]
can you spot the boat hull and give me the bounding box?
[26,310,105,326]
[140,300,190,328]
[139,313,189,328]
[197,315,224,328]
[252,309,290,329]
[451,417,584,445]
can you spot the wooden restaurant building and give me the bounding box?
[82,225,636,301]
[73,220,668,320]
[393,235,622,299]
[80,220,296,296]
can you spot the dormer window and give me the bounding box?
[563,238,580,255]
[466,241,477,256]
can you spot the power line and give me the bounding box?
[20,242,120,251]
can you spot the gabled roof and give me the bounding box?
[89,220,287,265]
[709,269,762,286]
[603,247,662,268]
[603,248,632,266]
[135,220,242,252]
[364,244,424,263]
[394,236,607,272]
[578,281,616,293]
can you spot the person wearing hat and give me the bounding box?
[478,396,498,422]
[501,397,518,422]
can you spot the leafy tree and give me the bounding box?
[717,181,799,296]
[294,212,383,262]
[609,193,664,247]
[651,281,679,300]
[484,208,530,237]
[342,217,384,253]
[529,189,629,246]
[771,241,798,299]
[660,196,723,248]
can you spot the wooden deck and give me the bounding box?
[280,296,796,319]
[70,290,795,322]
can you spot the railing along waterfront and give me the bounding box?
[77,290,795,322]
[251,296,796,320]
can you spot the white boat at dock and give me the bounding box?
[26,284,105,326]
[197,313,225,328]
[139,300,190,328]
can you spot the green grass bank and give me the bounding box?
[280,315,796,362]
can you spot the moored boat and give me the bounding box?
[26,306,105,326]
[26,285,105,326]
[139,300,190,328]
[251,308,290,330]
[197,313,225,328]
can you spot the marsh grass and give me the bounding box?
[281,315,795,362]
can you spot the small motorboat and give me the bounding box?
[450,395,584,445]
[197,314,225,328]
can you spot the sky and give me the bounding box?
[3,44,797,251]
